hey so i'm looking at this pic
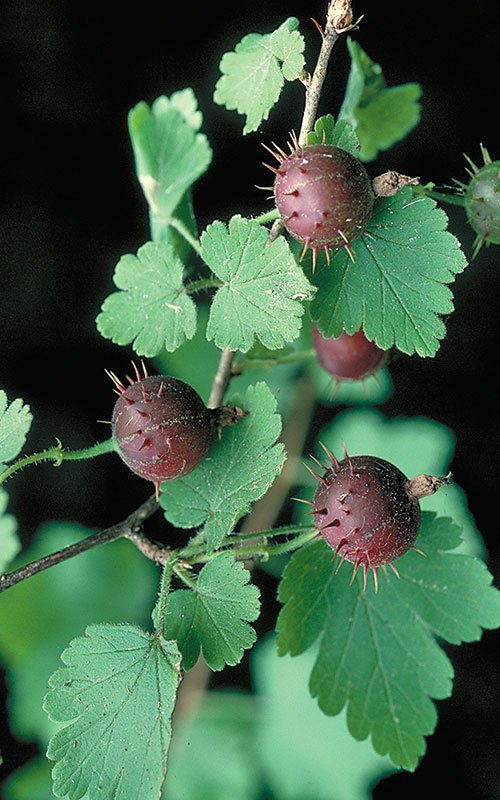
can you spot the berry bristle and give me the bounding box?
[291,496,313,505]
[318,441,340,470]
[388,562,401,578]
[261,142,285,163]
[304,462,328,485]
[262,162,282,175]
[309,453,328,473]
[105,369,126,394]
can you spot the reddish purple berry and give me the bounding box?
[312,324,387,388]
[309,445,449,591]
[110,367,215,495]
[266,141,374,269]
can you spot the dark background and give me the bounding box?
[1,0,500,797]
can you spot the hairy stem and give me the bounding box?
[253,209,280,225]
[178,523,314,563]
[0,494,159,592]
[185,277,223,294]
[413,184,466,207]
[232,529,318,560]
[0,437,117,486]
[155,556,178,632]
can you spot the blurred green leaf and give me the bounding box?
[163,692,260,800]
[253,635,395,800]
[214,17,305,134]
[0,522,157,747]
[0,487,21,573]
[162,635,396,800]
[45,624,181,800]
[2,757,53,800]
[163,552,260,670]
[159,382,285,552]
[339,38,422,161]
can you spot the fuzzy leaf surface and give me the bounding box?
[128,90,212,220]
[96,241,197,356]
[159,382,285,552]
[214,17,305,134]
[339,38,421,161]
[276,513,500,770]
[0,488,20,573]
[163,553,261,671]
[203,215,313,353]
[0,390,33,472]
[310,187,467,357]
[44,623,181,800]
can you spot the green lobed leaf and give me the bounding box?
[163,692,260,800]
[159,382,285,552]
[128,90,212,238]
[44,623,181,800]
[203,215,314,353]
[96,240,197,356]
[339,38,422,161]
[305,114,360,156]
[0,390,33,471]
[163,552,260,671]
[310,187,468,357]
[276,513,500,770]
[0,487,21,574]
[214,17,305,134]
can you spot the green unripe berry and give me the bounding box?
[463,145,500,257]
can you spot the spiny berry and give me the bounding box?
[265,139,374,269]
[458,144,500,257]
[109,365,216,497]
[306,444,450,591]
[312,324,388,391]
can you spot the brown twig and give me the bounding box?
[208,346,235,409]
[0,493,160,593]
[298,26,340,145]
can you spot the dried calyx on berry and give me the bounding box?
[307,443,450,591]
[264,137,374,270]
[108,363,245,497]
